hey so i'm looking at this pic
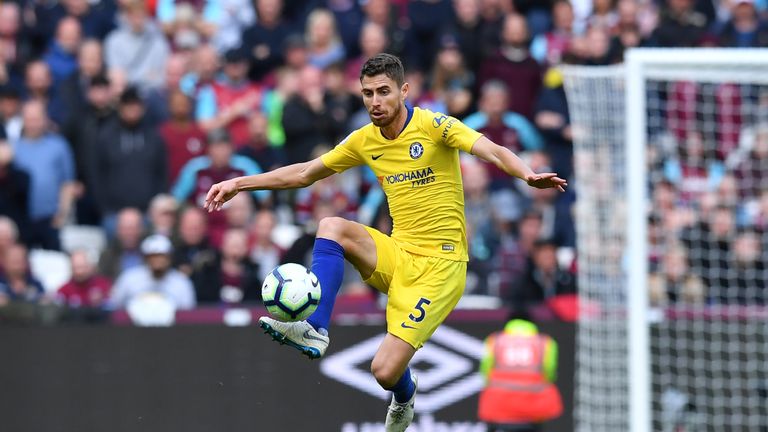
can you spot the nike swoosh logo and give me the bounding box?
[371,153,384,160]
[303,329,327,342]
[400,322,417,329]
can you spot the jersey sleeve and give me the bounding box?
[428,111,483,153]
[320,129,365,172]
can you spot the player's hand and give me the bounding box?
[526,173,568,192]
[204,178,240,212]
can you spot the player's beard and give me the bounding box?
[369,102,401,128]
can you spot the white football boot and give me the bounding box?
[384,372,418,432]
[258,316,329,359]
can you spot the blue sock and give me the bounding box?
[306,238,345,332]
[387,367,415,403]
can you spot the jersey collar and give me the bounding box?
[380,102,414,140]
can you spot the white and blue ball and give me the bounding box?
[262,263,321,322]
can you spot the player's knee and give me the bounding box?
[317,217,350,244]
[370,358,400,389]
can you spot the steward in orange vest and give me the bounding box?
[478,319,563,431]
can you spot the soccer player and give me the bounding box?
[203,54,566,432]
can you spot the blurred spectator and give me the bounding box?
[0,86,22,141]
[515,152,575,247]
[157,2,207,51]
[44,17,82,88]
[683,205,735,295]
[59,40,105,122]
[478,14,542,120]
[403,68,447,114]
[248,209,283,283]
[496,211,544,299]
[0,216,19,270]
[363,0,407,60]
[508,239,576,315]
[90,87,167,229]
[744,189,768,231]
[110,234,196,310]
[464,80,543,189]
[147,194,178,237]
[463,160,498,295]
[145,54,189,124]
[477,0,510,54]
[569,25,615,65]
[63,74,114,225]
[241,0,293,81]
[236,112,285,171]
[281,33,310,73]
[211,0,257,53]
[406,0,454,72]
[98,207,145,280]
[587,0,619,31]
[30,0,116,50]
[0,144,30,234]
[530,0,575,66]
[159,89,207,184]
[0,244,44,305]
[24,61,66,126]
[198,49,262,146]
[663,130,725,203]
[56,249,112,308]
[172,206,215,276]
[104,0,169,90]
[12,101,76,250]
[261,67,298,148]
[534,68,573,179]
[0,3,31,89]
[651,0,708,47]
[440,0,484,72]
[295,173,358,225]
[172,128,267,208]
[282,66,342,164]
[223,192,255,232]
[430,35,474,118]
[345,21,388,85]
[324,63,361,141]
[649,244,705,306]
[180,44,219,104]
[730,229,767,304]
[326,0,365,58]
[305,8,346,69]
[718,0,768,47]
[193,228,261,304]
[731,123,768,199]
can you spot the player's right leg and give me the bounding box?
[259,216,379,359]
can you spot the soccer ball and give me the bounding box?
[262,263,321,322]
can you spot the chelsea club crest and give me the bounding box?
[409,142,424,159]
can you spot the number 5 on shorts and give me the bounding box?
[408,297,431,323]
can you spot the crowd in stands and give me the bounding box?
[0,0,766,322]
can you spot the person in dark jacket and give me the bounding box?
[90,87,167,235]
[281,65,342,165]
[192,228,261,304]
[0,143,29,235]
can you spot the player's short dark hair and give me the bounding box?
[360,53,404,87]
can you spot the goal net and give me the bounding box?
[563,50,768,432]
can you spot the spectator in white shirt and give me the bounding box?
[110,234,196,310]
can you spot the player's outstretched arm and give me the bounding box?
[469,136,568,192]
[203,157,335,212]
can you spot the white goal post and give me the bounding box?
[564,49,768,432]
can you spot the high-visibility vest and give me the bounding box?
[478,332,563,423]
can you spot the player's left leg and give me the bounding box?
[371,334,418,432]
[374,255,468,431]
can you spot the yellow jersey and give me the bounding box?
[321,105,483,262]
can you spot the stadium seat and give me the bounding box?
[29,249,71,293]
